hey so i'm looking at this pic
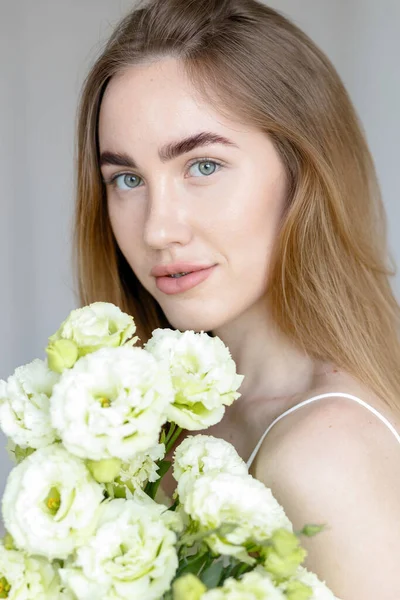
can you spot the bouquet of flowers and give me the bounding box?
[0,302,338,599]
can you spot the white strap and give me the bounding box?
[247,392,400,468]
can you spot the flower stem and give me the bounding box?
[165,425,183,454]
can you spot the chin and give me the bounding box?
[162,307,228,334]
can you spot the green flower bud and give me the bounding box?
[285,580,313,600]
[113,484,127,498]
[46,339,78,373]
[87,458,122,483]
[0,576,11,598]
[173,574,207,600]
[14,445,35,464]
[300,524,325,537]
[262,528,308,580]
[271,529,301,557]
[264,546,307,580]
[3,533,15,551]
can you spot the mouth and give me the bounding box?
[167,272,191,278]
[153,265,216,295]
[150,263,213,278]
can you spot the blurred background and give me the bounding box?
[0,0,399,496]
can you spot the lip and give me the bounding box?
[150,263,214,277]
[153,264,217,295]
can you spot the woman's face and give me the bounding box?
[99,58,287,332]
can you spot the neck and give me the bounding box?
[213,298,328,405]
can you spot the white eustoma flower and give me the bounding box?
[0,540,73,599]
[0,359,59,450]
[183,472,292,563]
[60,497,178,600]
[202,569,286,599]
[2,444,104,560]
[117,443,165,492]
[50,346,174,461]
[288,567,339,600]
[173,435,248,501]
[145,329,244,430]
[46,302,138,372]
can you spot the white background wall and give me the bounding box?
[0,1,399,496]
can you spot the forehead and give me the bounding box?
[98,58,252,148]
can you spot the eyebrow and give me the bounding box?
[99,131,238,169]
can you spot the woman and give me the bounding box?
[74,0,400,597]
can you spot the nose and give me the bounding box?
[143,183,192,250]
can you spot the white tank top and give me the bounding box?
[246,392,400,469]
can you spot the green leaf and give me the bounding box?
[219,559,238,581]
[144,459,172,500]
[168,498,180,512]
[176,551,210,578]
[232,562,253,579]
[219,558,253,583]
[157,459,173,479]
[199,561,225,589]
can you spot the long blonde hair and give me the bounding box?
[74,0,400,412]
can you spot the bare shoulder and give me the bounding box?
[253,390,400,599]
[254,388,400,471]
[253,386,400,502]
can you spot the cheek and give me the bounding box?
[221,179,286,294]
[210,174,286,251]
[107,200,143,264]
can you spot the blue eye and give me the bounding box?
[105,159,223,191]
[189,160,220,177]
[113,173,142,190]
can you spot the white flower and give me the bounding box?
[202,569,286,599]
[50,346,174,461]
[117,443,165,492]
[0,360,59,450]
[46,302,138,372]
[173,435,248,501]
[183,472,292,563]
[287,567,339,600]
[145,329,244,430]
[2,444,104,560]
[0,541,72,599]
[60,497,178,600]
[132,487,184,532]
